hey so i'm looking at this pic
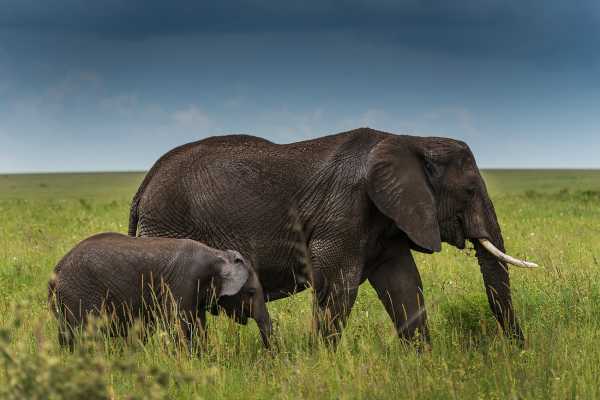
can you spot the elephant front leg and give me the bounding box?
[308,235,364,348]
[367,239,430,345]
[313,271,359,348]
[309,253,363,348]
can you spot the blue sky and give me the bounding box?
[1,1,599,172]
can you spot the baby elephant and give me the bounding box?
[48,232,272,349]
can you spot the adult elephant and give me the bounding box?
[128,128,536,345]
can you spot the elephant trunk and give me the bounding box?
[474,240,524,342]
[466,190,525,342]
[252,295,273,348]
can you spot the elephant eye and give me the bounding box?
[424,161,440,179]
[246,287,256,297]
[234,257,244,264]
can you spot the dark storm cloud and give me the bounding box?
[2,0,599,62]
[1,1,599,171]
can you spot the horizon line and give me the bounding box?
[2,167,600,175]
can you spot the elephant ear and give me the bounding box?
[366,138,442,253]
[217,261,249,297]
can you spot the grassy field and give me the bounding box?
[0,170,599,399]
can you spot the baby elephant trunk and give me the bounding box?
[252,294,273,348]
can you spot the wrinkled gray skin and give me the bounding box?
[129,128,524,345]
[49,233,272,349]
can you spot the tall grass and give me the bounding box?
[0,171,599,398]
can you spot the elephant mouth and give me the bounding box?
[224,310,249,325]
[441,216,466,249]
[448,234,466,250]
[215,297,251,325]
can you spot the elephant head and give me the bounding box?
[215,250,273,347]
[367,135,537,341]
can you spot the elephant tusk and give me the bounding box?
[478,239,538,268]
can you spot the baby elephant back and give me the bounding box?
[50,234,193,323]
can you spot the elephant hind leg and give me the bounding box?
[368,241,430,345]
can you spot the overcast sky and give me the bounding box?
[1,1,599,172]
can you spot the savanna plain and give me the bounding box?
[0,170,599,399]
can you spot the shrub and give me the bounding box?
[0,302,195,400]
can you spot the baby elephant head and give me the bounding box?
[214,250,272,347]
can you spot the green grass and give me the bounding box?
[1,170,599,399]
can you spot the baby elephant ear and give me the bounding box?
[218,260,249,297]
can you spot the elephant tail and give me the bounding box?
[128,194,141,237]
[47,272,60,317]
[128,166,159,237]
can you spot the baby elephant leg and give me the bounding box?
[54,304,83,352]
[178,311,207,355]
[57,318,75,352]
